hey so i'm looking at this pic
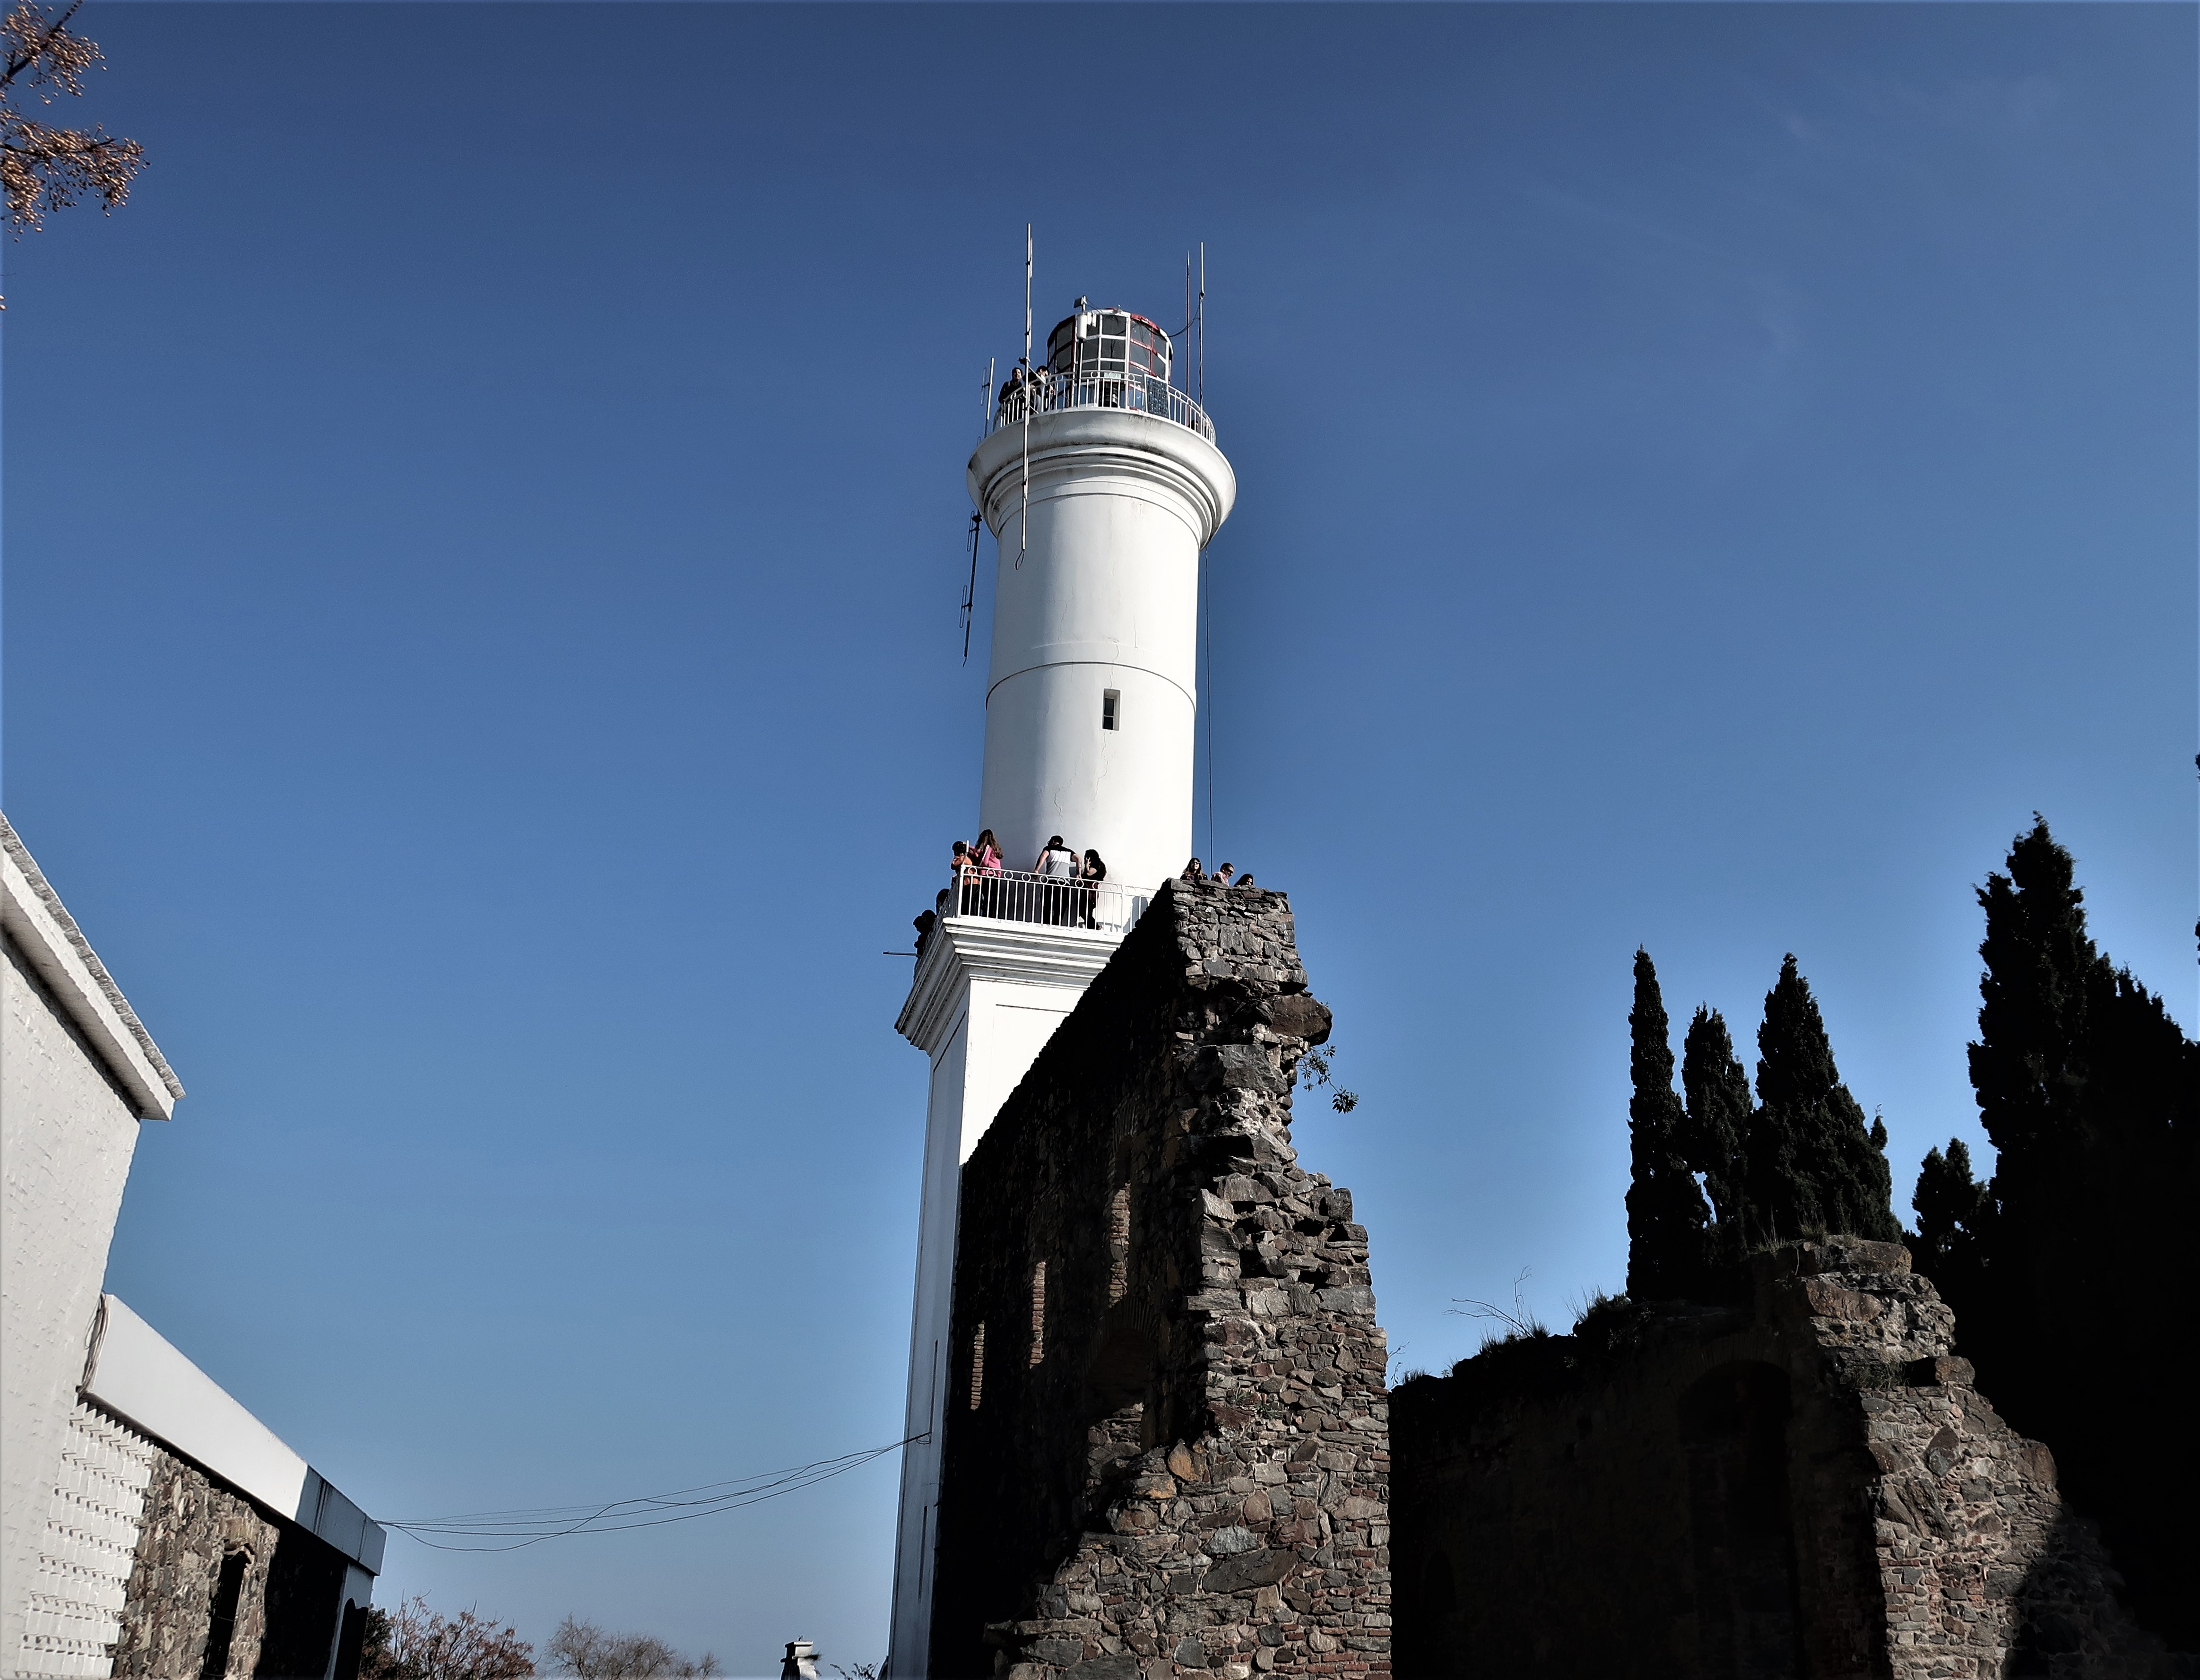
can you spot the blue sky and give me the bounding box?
[3,3,2192,1672]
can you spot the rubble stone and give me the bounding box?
[930,881,1388,1680]
[1391,1240,2193,1679]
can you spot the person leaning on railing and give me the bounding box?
[1079,849,1107,929]
[972,829,1004,917]
[1036,835,1079,925]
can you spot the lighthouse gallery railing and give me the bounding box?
[944,867,1151,936]
[989,370,1215,445]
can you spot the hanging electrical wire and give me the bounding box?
[961,355,994,664]
[1017,222,1033,567]
[961,511,982,664]
[377,1435,920,1553]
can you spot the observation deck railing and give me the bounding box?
[989,369,1215,444]
[944,866,1151,937]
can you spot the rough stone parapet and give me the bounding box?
[930,880,1390,1680]
[1391,1237,2191,1679]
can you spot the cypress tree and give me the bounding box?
[1910,1137,1990,1290]
[1624,949,1711,1299]
[1969,817,2100,1212]
[1957,817,2200,1642]
[1679,1005,1752,1258]
[1745,955,1902,1243]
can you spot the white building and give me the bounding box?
[888,307,1235,1677]
[2,814,382,1680]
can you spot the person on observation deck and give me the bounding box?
[974,829,1005,917]
[999,361,1042,415]
[1036,835,1078,925]
[1079,849,1107,929]
[1181,858,1205,883]
[1214,862,1236,886]
[949,840,973,913]
[913,891,946,959]
[1235,872,1256,890]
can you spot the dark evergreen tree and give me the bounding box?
[1969,817,2100,1221]
[1910,1136,1991,1290]
[1624,949,1711,1299]
[1863,1111,1897,1241]
[1744,955,1902,1243]
[1679,1005,1751,1259]
[1950,817,2200,1643]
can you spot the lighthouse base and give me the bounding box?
[887,912,1131,1680]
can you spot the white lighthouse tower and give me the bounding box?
[888,303,1235,1677]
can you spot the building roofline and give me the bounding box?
[84,1294,385,1574]
[0,811,183,1118]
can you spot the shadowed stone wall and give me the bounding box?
[110,1437,349,1680]
[1391,1239,2189,1680]
[930,880,1391,1680]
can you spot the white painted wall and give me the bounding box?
[886,917,1124,1680]
[1,940,148,1679]
[970,408,1235,893]
[17,1397,156,1677]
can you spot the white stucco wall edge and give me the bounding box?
[0,813,182,1119]
[896,916,1126,1055]
[83,1295,386,1571]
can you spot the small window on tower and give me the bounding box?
[1102,690,1120,732]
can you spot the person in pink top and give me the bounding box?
[973,829,1005,917]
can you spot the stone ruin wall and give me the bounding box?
[924,882,2183,1680]
[1391,1238,2188,1680]
[109,1431,349,1680]
[929,880,1392,1680]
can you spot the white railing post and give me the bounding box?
[936,866,1149,936]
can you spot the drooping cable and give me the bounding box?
[378,1436,922,1553]
[964,355,994,664]
[961,512,982,665]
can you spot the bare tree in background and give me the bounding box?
[546,1616,721,1679]
[1,0,144,238]
[358,1596,537,1680]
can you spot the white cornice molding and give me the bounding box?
[896,915,1126,1057]
[0,813,182,1120]
[84,1295,385,1572]
[968,409,1237,550]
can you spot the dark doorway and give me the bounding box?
[331,1600,369,1680]
[1679,1363,1803,1679]
[199,1550,250,1680]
